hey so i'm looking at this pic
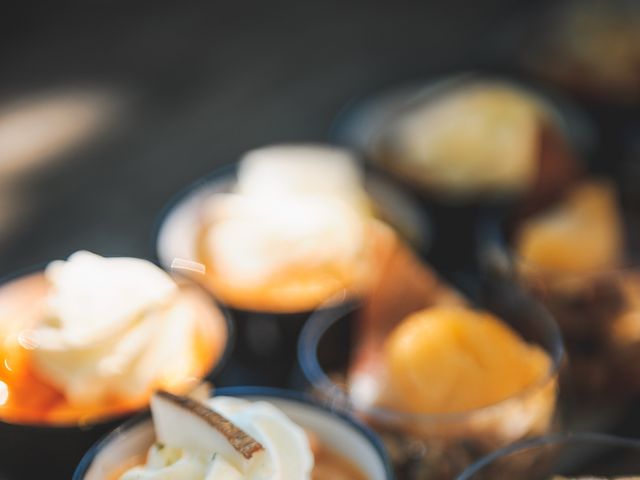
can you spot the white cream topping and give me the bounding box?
[121,397,314,480]
[30,251,199,406]
[207,194,365,285]
[236,144,366,204]
[205,144,369,285]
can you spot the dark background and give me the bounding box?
[0,0,541,275]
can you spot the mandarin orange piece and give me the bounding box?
[516,180,623,274]
[383,306,551,414]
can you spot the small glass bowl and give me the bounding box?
[298,279,564,479]
[154,160,430,387]
[0,262,233,480]
[519,0,640,106]
[74,386,395,480]
[480,182,640,421]
[515,0,640,176]
[457,433,640,479]
[330,72,591,271]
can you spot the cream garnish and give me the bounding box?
[30,251,199,406]
[236,144,368,206]
[205,145,369,286]
[121,396,314,480]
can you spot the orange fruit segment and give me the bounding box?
[383,306,551,414]
[516,180,623,274]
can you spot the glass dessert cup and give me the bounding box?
[516,0,640,174]
[330,72,590,271]
[299,279,564,480]
[154,159,429,387]
[0,262,233,480]
[457,433,640,480]
[481,179,640,422]
[518,0,640,106]
[74,386,395,480]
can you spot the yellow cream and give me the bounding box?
[202,145,375,312]
[383,306,551,414]
[388,83,543,197]
[516,181,623,274]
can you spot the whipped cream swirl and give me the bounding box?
[30,251,200,406]
[205,144,370,286]
[121,397,314,480]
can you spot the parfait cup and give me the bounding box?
[330,72,590,271]
[516,0,640,172]
[0,262,233,480]
[154,159,429,387]
[457,433,640,480]
[73,386,395,480]
[298,279,564,479]
[481,188,640,422]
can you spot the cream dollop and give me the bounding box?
[236,144,367,205]
[30,251,200,406]
[388,83,543,198]
[121,397,314,480]
[205,145,369,285]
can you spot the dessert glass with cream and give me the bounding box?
[74,387,395,480]
[155,143,429,386]
[0,251,231,479]
[331,73,587,270]
[457,433,640,480]
[484,178,640,415]
[518,0,640,178]
[521,0,640,105]
[299,277,563,479]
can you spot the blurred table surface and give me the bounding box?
[0,0,543,275]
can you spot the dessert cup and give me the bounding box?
[0,261,233,480]
[516,0,640,175]
[299,278,564,479]
[74,386,395,480]
[480,179,640,423]
[457,433,640,480]
[154,160,429,387]
[330,72,590,271]
[519,0,640,103]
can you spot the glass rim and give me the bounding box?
[72,386,396,480]
[0,260,235,430]
[298,293,565,424]
[455,432,640,479]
